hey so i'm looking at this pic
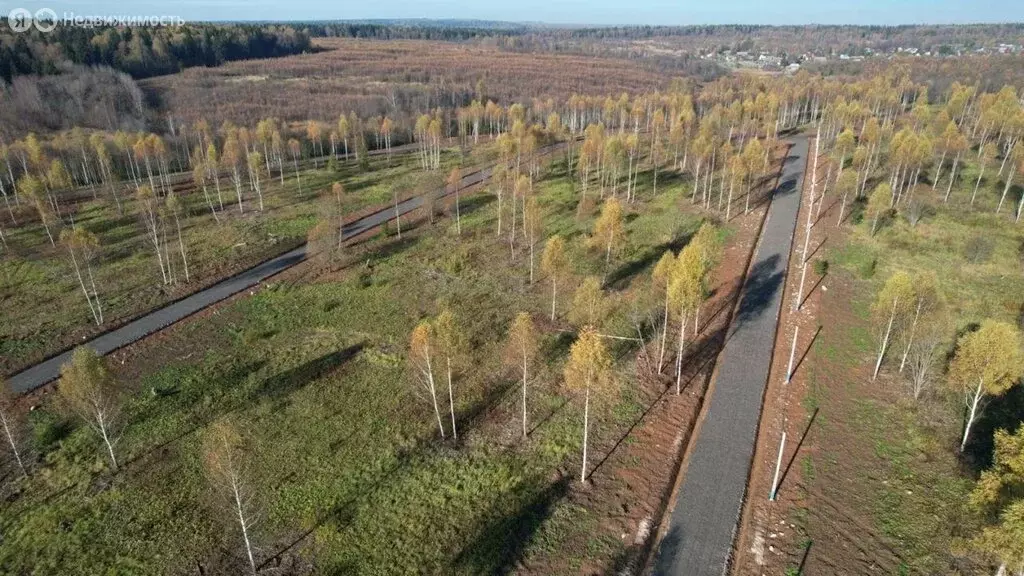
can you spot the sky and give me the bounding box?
[10,0,1024,26]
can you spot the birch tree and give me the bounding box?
[833,128,856,180]
[948,320,1024,452]
[165,192,190,283]
[835,168,858,226]
[541,236,569,321]
[409,321,446,439]
[897,272,940,373]
[20,175,56,246]
[306,121,323,168]
[996,143,1022,215]
[524,196,542,284]
[652,251,676,373]
[206,143,226,211]
[59,227,104,325]
[669,244,703,393]
[504,312,538,438]
[904,312,949,401]
[137,185,168,284]
[871,271,915,381]
[192,150,219,222]
[246,152,265,212]
[564,326,614,483]
[222,134,245,214]
[447,167,462,235]
[590,196,625,269]
[287,138,302,194]
[972,142,998,206]
[0,384,28,478]
[434,309,466,442]
[202,420,259,575]
[337,115,350,160]
[866,182,893,236]
[569,277,606,329]
[59,347,120,470]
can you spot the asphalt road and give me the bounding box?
[7,142,564,394]
[652,135,809,576]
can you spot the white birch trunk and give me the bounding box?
[961,378,984,451]
[872,297,898,381]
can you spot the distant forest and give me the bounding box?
[4,21,1023,84]
[499,23,1024,57]
[0,24,311,82]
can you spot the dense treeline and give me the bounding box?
[0,66,146,134]
[558,23,1024,53]
[302,20,527,41]
[0,24,311,82]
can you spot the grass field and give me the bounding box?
[0,146,478,376]
[0,155,712,574]
[782,149,1024,574]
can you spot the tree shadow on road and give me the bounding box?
[732,254,784,329]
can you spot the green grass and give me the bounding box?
[810,153,1022,573]
[0,147,472,374]
[0,156,709,574]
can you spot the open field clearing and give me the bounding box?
[140,38,670,126]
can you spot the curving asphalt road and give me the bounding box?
[7,142,566,394]
[652,135,809,576]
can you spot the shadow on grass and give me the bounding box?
[604,231,696,291]
[260,436,434,571]
[453,476,571,574]
[350,233,421,262]
[251,344,363,403]
[455,191,496,218]
[963,385,1024,472]
[588,318,730,482]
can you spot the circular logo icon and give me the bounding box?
[34,8,57,33]
[7,7,32,33]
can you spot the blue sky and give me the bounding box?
[13,0,1024,25]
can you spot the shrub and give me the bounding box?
[963,235,994,265]
[813,258,829,276]
[29,409,71,454]
[859,257,877,279]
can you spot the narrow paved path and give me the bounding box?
[8,143,564,394]
[652,135,809,576]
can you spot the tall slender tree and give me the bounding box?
[564,326,614,483]
[59,347,120,470]
[871,271,916,381]
[60,227,103,325]
[0,384,28,478]
[504,312,538,438]
[949,321,1024,452]
[541,236,569,321]
[409,321,445,439]
[434,309,465,442]
[202,419,259,575]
